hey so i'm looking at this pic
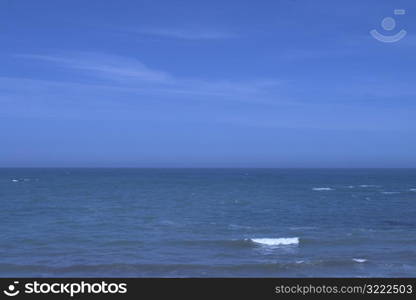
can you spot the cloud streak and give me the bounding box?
[17,53,171,82]
[136,28,238,40]
[16,52,287,103]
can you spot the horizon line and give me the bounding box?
[1,166,416,169]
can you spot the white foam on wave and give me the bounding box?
[381,191,400,195]
[353,258,367,263]
[250,237,299,246]
[312,187,333,191]
[359,185,378,188]
[410,189,416,192]
[12,179,19,182]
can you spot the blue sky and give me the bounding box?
[0,0,415,167]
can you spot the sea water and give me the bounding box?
[1,168,416,277]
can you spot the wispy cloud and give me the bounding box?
[17,53,171,82]
[16,52,286,102]
[136,28,238,40]
[6,52,416,131]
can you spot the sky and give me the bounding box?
[0,0,415,167]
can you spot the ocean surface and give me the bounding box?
[1,168,416,277]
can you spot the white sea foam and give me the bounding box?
[312,187,333,191]
[410,189,416,192]
[381,191,400,195]
[353,258,367,263]
[359,185,378,188]
[12,179,18,182]
[250,237,299,246]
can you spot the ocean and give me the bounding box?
[1,168,416,277]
